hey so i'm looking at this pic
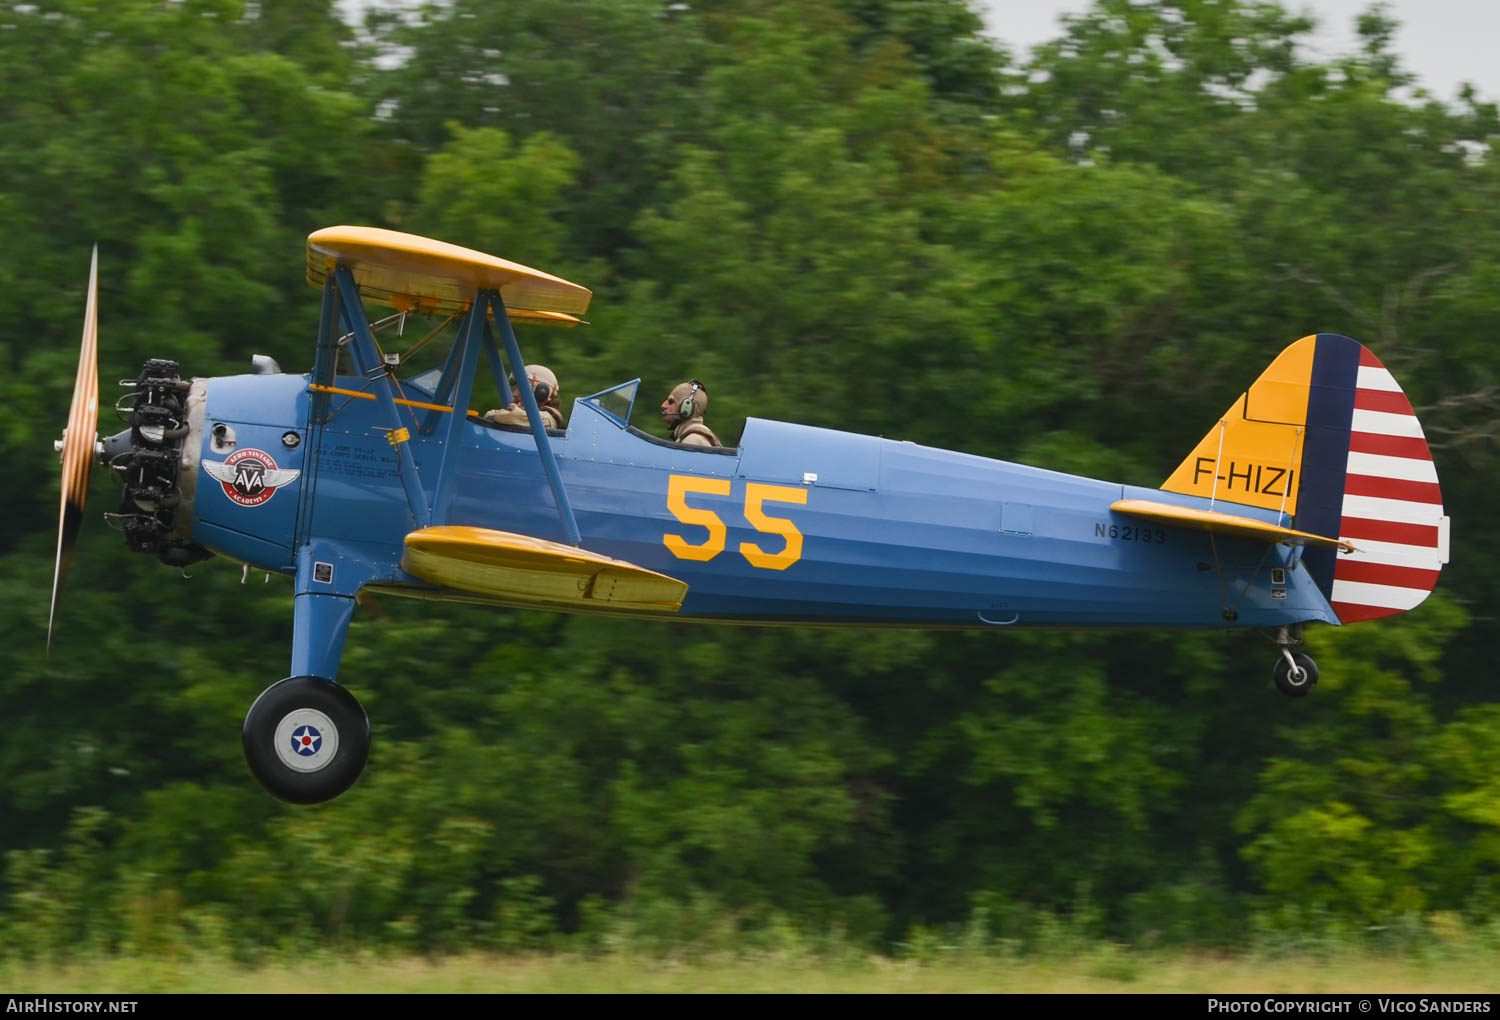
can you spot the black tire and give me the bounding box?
[243,676,370,804]
[1272,652,1318,699]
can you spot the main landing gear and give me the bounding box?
[243,676,370,804]
[1268,624,1318,698]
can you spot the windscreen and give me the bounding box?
[580,379,639,427]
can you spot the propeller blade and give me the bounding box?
[49,245,100,650]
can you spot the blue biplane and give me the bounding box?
[51,228,1451,803]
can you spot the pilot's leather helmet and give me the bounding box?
[521,364,559,405]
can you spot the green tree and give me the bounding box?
[1238,595,1474,928]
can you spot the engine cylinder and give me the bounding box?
[107,360,211,566]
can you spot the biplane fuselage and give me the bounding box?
[191,368,1337,647]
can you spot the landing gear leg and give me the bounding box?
[242,588,370,803]
[1269,624,1317,698]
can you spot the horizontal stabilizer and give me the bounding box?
[1111,499,1354,552]
[402,527,686,613]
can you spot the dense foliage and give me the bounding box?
[2,0,1498,957]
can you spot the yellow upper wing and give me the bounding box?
[306,226,592,325]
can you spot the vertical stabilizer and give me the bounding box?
[1161,334,1448,623]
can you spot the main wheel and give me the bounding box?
[243,676,370,804]
[1272,652,1318,699]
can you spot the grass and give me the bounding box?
[4,949,1500,994]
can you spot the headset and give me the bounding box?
[510,371,554,405]
[678,379,705,420]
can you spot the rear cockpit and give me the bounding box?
[577,378,739,455]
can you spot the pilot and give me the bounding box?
[660,379,721,447]
[485,364,564,430]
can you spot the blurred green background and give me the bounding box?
[2,0,1498,961]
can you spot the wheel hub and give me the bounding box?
[273,707,341,773]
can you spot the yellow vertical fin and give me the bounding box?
[1161,336,1317,515]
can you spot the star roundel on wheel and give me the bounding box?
[290,724,323,757]
[272,705,341,774]
[202,448,301,507]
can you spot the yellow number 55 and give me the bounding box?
[739,483,808,570]
[663,476,731,561]
[663,476,808,570]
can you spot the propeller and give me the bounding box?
[49,246,100,649]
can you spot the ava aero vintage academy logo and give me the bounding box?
[203,448,301,507]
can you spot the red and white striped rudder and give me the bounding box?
[1331,345,1449,623]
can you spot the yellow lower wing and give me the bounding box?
[402,527,686,612]
[1111,499,1354,552]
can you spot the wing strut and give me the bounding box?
[480,319,511,409]
[313,271,579,544]
[332,266,431,529]
[487,287,581,546]
[417,320,468,436]
[427,295,484,521]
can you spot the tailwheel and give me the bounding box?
[1273,651,1318,699]
[243,676,370,804]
